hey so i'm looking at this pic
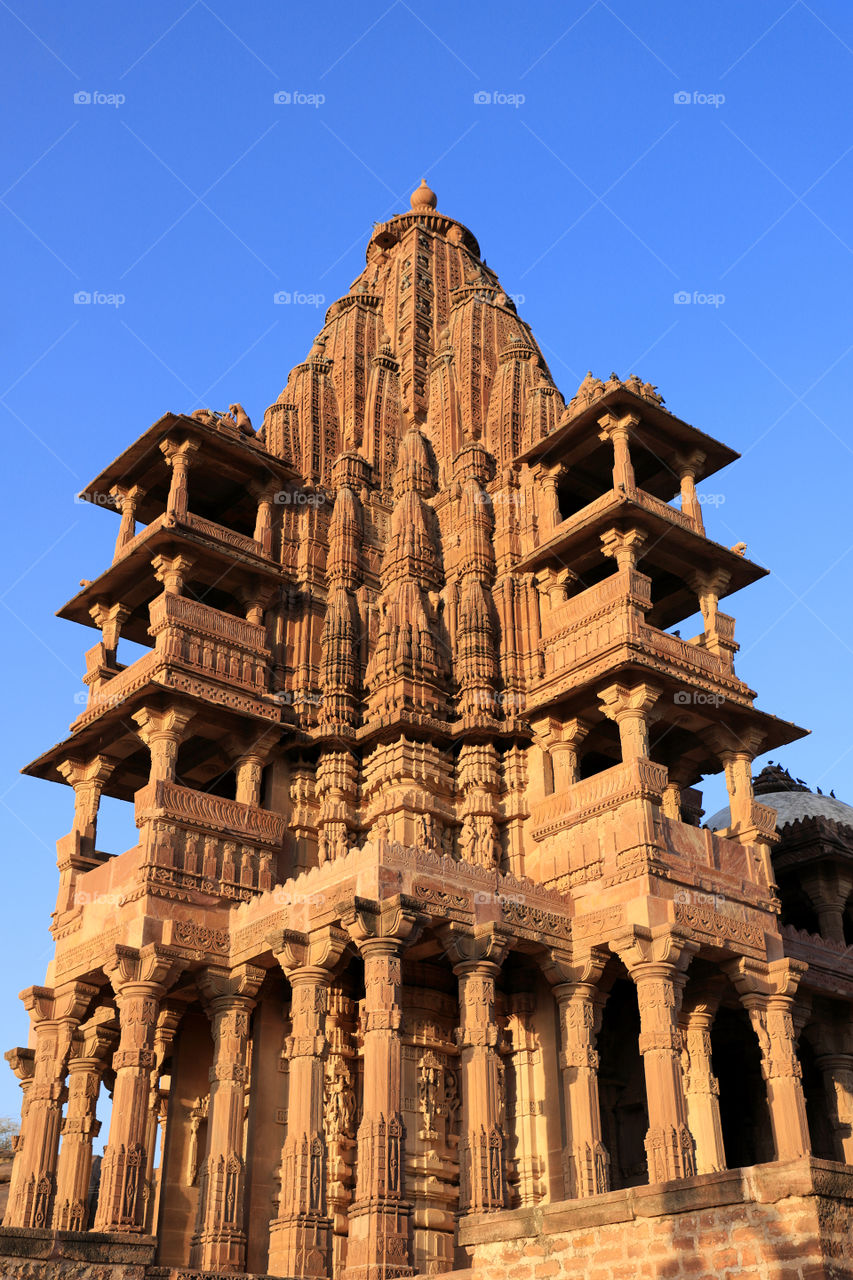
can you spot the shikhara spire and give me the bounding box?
[3,185,849,1280]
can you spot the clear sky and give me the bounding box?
[1,0,852,1122]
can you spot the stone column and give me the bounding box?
[679,991,726,1175]
[160,438,199,521]
[132,706,194,784]
[546,948,609,1199]
[94,945,186,1232]
[53,1010,118,1230]
[253,484,277,557]
[143,999,184,1234]
[814,1051,853,1163]
[551,718,590,790]
[190,965,264,1271]
[3,982,96,1229]
[726,958,811,1162]
[800,869,853,945]
[615,932,698,1184]
[442,924,510,1215]
[343,901,421,1280]
[2,1049,34,1227]
[56,755,116,857]
[675,451,706,532]
[110,484,144,557]
[268,927,348,1280]
[88,602,132,665]
[598,412,637,491]
[598,682,661,762]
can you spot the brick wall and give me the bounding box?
[434,1159,853,1280]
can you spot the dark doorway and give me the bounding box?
[597,978,648,1188]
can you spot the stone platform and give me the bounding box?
[426,1158,853,1280]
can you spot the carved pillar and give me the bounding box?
[727,959,811,1162]
[343,901,421,1280]
[53,1010,118,1230]
[191,965,264,1271]
[598,682,661,762]
[110,484,144,557]
[268,927,348,1280]
[94,946,186,1232]
[546,949,609,1199]
[253,484,277,557]
[56,755,116,856]
[132,705,194,784]
[615,932,698,1184]
[442,925,509,1215]
[88,602,131,665]
[2,1049,34,1227]
[800,869,853,945]
[679,990,726,1175]
[160,438,199,521]
[598,412,637,490]
[675,451,706,532]
[144,999,184,1233]
[3,983,96,1229]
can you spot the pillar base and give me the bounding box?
[341,1198,413,1280]
[564,1140,609,1198]
[190,1225,249,1272]
[644,1124,696,1184]
[267,1212,333,1279]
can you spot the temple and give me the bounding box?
[2,182,853,1280]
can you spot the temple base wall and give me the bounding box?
[444,1159,853,1280]
[0,1227,156,1278]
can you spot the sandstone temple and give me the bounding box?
[2,182,852,1280]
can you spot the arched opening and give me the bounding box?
[597,977,648,1189]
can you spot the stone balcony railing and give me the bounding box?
[529,757,668,840]
[534,570,746,705]
[112,510,265,565]
[71,595,273,729]
[134,779,288,901]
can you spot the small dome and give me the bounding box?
[411,179,437,211]
[708,789,853,832]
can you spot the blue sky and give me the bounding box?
[1,0,852,1121]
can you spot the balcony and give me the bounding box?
[134,779,288,901]
[71,593,274,731]
[531,569,750,711]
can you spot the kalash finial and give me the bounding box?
[410,178,437,211]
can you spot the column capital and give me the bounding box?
[196,964,265,1009]
[269,924,350,980]
[542,945,610,991]
[151,552,195,592]
[109,482,145,508]
[722,955,808,1002]
[57,754,117,791]
[598,680,662,725]
[159,436,201,468]
[610,927,698,976]
[439,922,512,972]
[600,526,647,571]
[5,1047,35,1082]
[341,894,423,953]
[102,943,188,999]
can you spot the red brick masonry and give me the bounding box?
[427,1159,853,1280]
